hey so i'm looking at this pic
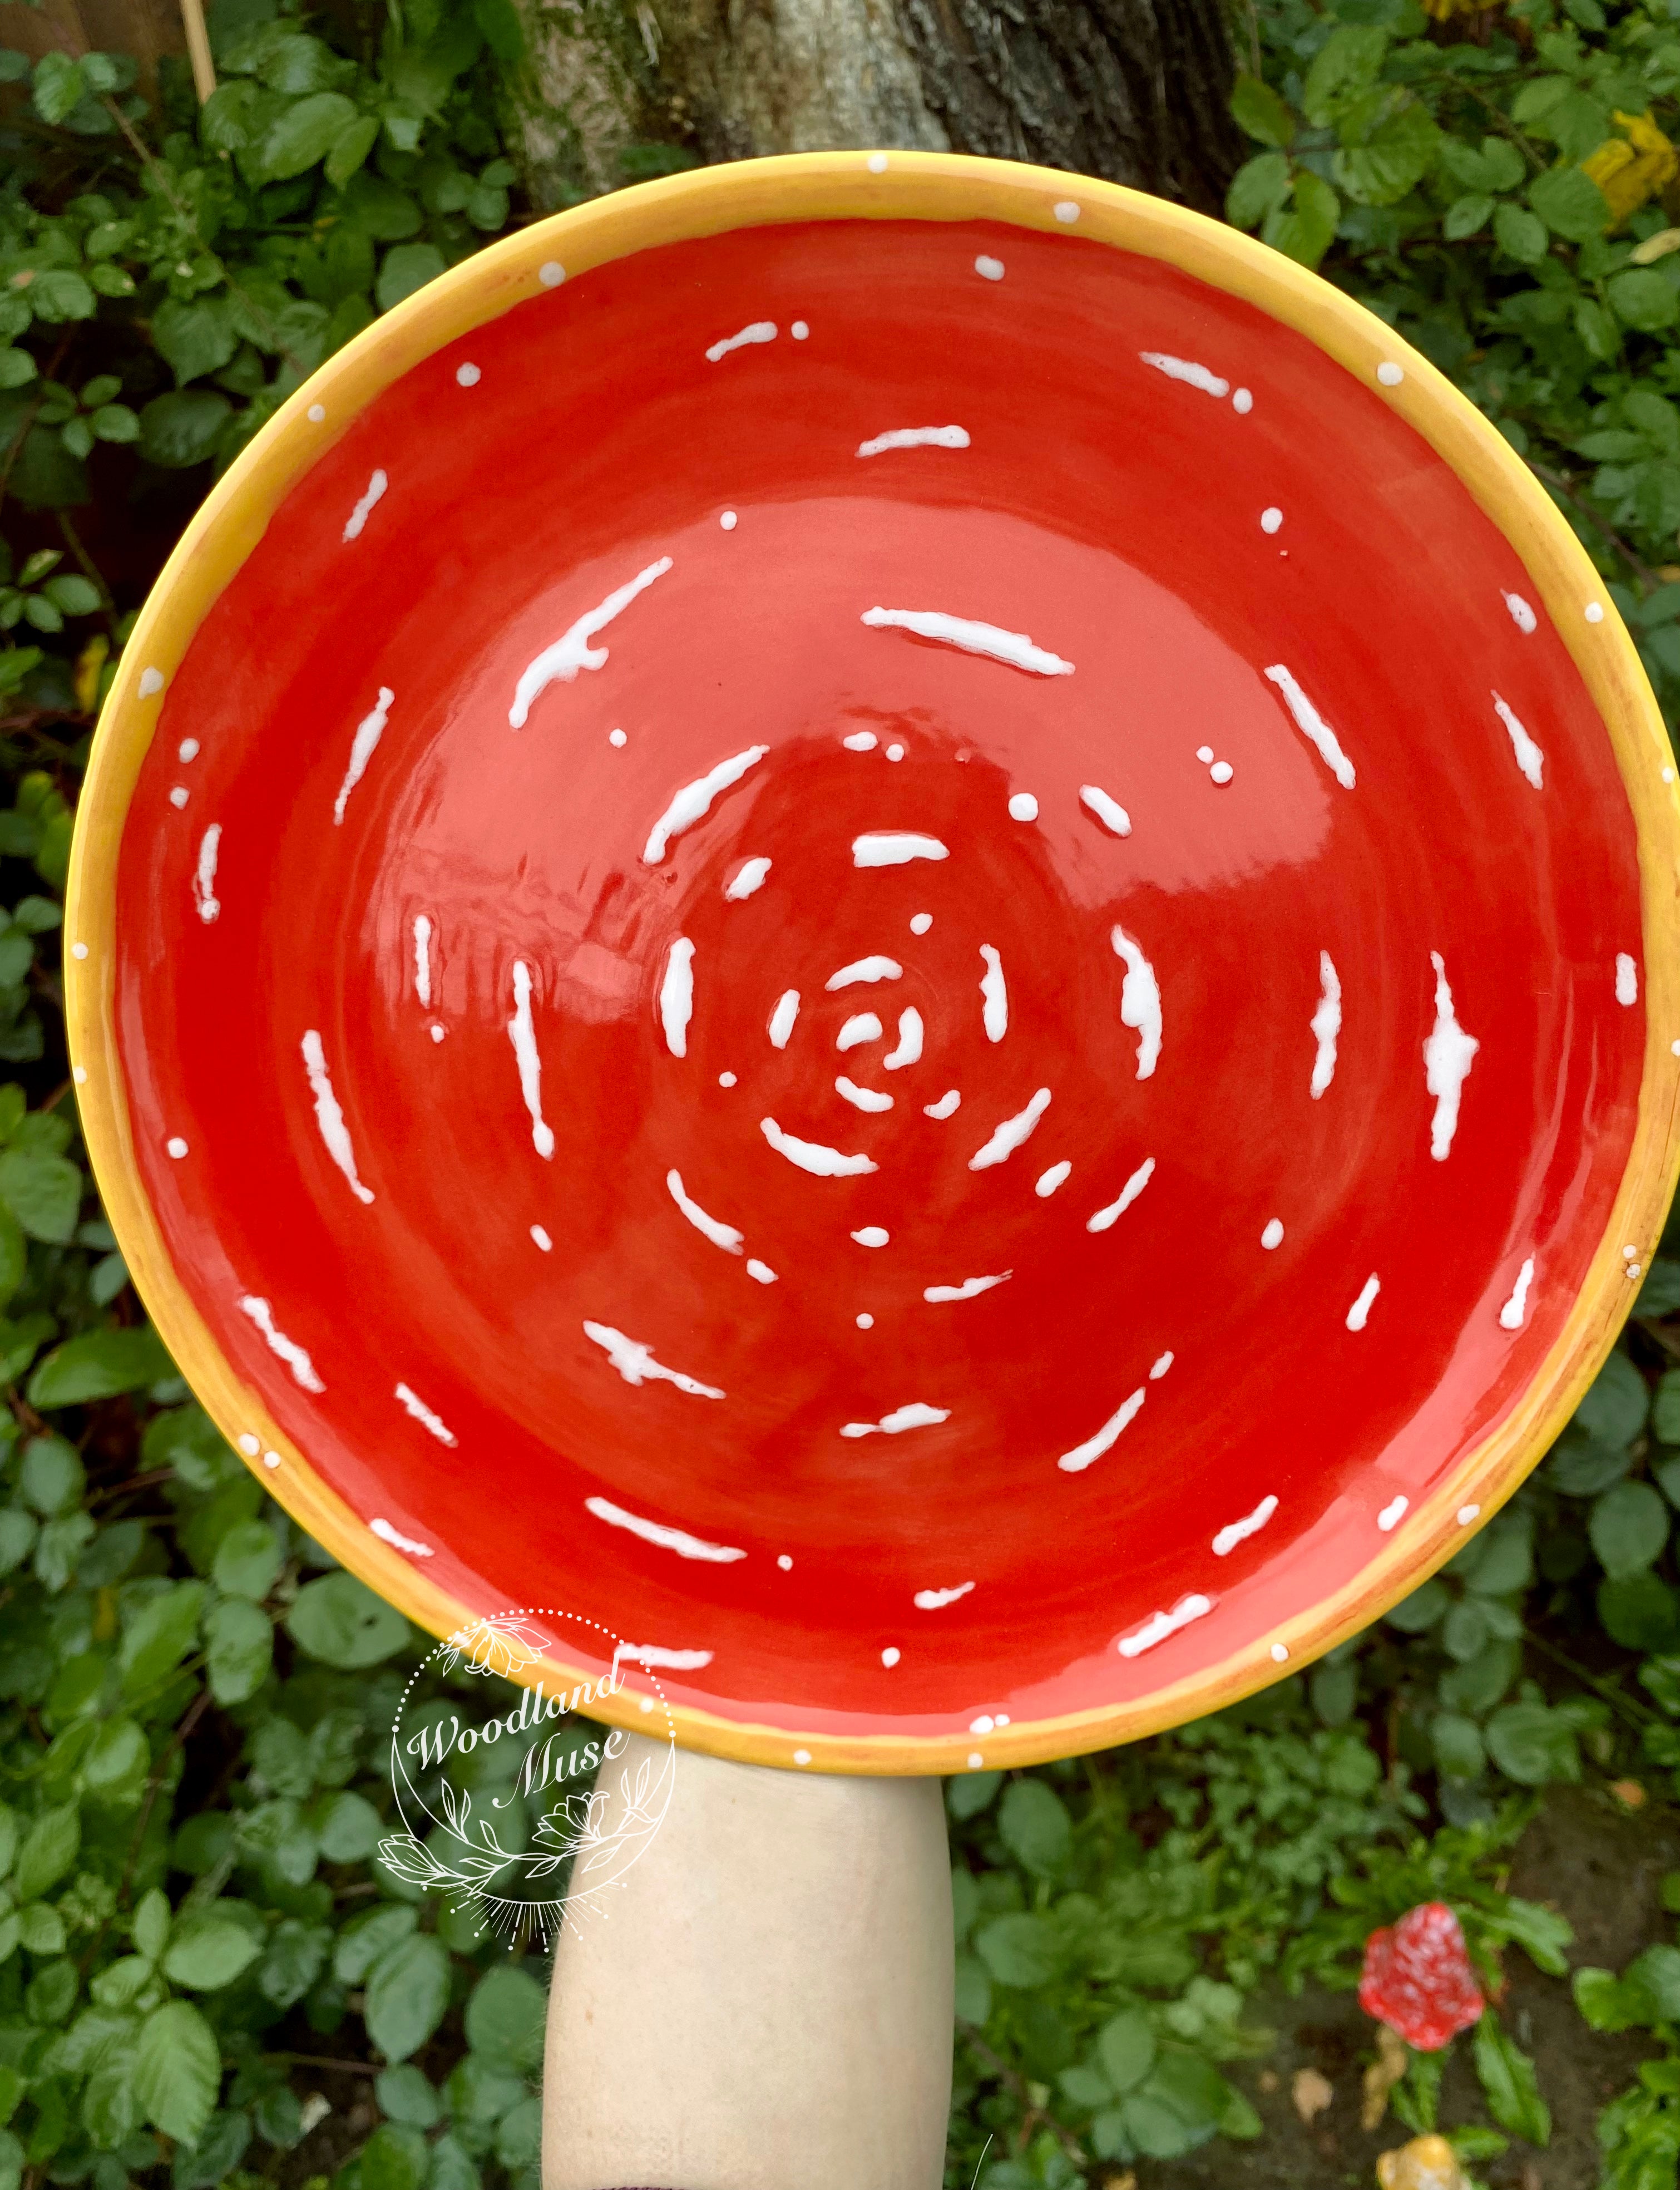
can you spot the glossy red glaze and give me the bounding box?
[113,216,1644,1743]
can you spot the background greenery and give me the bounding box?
[2,0,1680,2183]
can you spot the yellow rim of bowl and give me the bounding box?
[65,150,1680,1775]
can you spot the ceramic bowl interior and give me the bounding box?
[68,156,1680,1772]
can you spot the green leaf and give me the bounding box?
[163,1917,261,1992]
[1636,1260,1680,1320]
[1472,2010,1550,2145]
[998,1779,1071,1877]
[1591,1479,1671,1576]
[1529,162,1611,241]
[1444,193,1494,240]
[1486,1699,1579,1785]
[464,1964,546,2072]
[27,272,96,325]
[1227,151,1292,231]
[472,0,524,62]
[1610,269,1680,333]
[21,1434,82,1516]
[1263,172,1341,271]
[1096,2007,1157,2094]
[27,1325,171,1408]
[1334,102,1440,208]
[0,1146,80,1243]
[138,391,231,470]
[1230,73,1296,150]
[260,91,360,180]
[150,297,238,388]
[204,1596,272,1705]
[211,1520,281,1600]
[1302,25,1389,127]
[13,1803,77,1901]
[324,112,379,187]
[1494,201,1549,265]
[375,242,447,311]
[1575,1351,1650,1446]
[1121,2051,1231,2158]
[312,1788,380,1862]
[1624,1942,1680,2021]
[1431,1710,1486,1779]
[364,1932,450,2061]
[286,1572,409,1668]
[1387,1578,1450,1632]
[132,2000,219,2144]
[1600,1571,1680,1650]
[120,1579,205,1699]
[975,1912,1061,1988]
[947,1770,1000,1821]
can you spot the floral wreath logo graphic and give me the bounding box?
[381,1608,675,1945]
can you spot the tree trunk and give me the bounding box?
[502,0,1242,219]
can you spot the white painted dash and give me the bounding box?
[1499,1256,1534,1330]
[666,1167,743,1254]
[583,1321,724,1398]
[837,1012,883,1052]
[760,1117,877,1176]
[1424,951,1478,1159]
[1264,664,1356,789]
[194,825,221,924]
[1059,1387,1145,1472]
[585,1494,745,1562]
[842,1402,950,1438]
[853,832,948,867]
[969,1086,1051,1171]
[1503,591,1538,635]
[508,960,555,1158]
[238,1295,325,1393]
[883,1008,923,1068]
[836,1076,892,1113]
[827,955,902,990]
[860,608,1073,677]
[342,468,387,542]
[1110,926,1161,1078]
[979,944,1007,1041]
[706,320,776,362]
[301,1030,374,1203]
[726,856,773,901]
[644,744,769,864]
[1118,1594,1213,1657]
[915,1582,974,1610]
[1311,951,1341,1098]
[1346,1274,1381,1331]
[1080,783,1132,837]
[1088,1156,1154,1233]
[332,687,392,826]
[1617,951,1640,1006]
[660,937,696,1057]
[1139,353,1228,397]
[394,1382,457,1447]
[857,426,970,457]
[925,1272,1011,1303]
[1213,1494,1277,1557]
[923,1089,961,1119]
[1493,692,1544,790]
[768,989,801,1048]
[509,556,672,728]
[413,914,432,1008]
[1378,1494,1408,1532]
[370,1517,433,1557]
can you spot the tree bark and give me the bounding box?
[502,0,1242,218]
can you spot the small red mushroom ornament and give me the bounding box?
[1358,1902,1484,2051]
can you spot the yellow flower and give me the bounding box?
[1583,110,1679,226]
[72,633,108,714]
[1375,2134,1468,2190]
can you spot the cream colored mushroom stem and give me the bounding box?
[542,1739,953,2190]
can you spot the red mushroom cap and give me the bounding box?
[1360,1901,1484,2051]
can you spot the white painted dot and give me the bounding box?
[177,738,199,762]
[1625,1244,1639,1258]
[1232,387,1253,413]
[778,1553,793,1570]
[852,1226,890,1248]
[792,320,809,339]
[307,403,325,422]
[1457,1504,1480,1525]
[886,743,905,762]
[719,1071,737,1087]
[1035,1161,1071,1197]
[238,1433,259,1457]
[1196,744,1214,763]
[1377,1494,1408,1532]
[1673,1039,1680,1056]
[967,1752,985,1769]
[262,1451,281,1470]
[1666,766,1676,784]
[166,1136,188,1159]
[1209,761,1234,785]
[1629,1264,1643,1279]
[169,786,189,809]
[609,728,626,747]
[1261,507,1282,534]
[1053,200,1080,223]
[1261,1218,1284,1250]
[1008,792,1039,822]
[1586,602,1605,623]
[867,153,888,173]
[882,1646,900,1666]
[793,1749,811,1765]
[975,256,1005,282]
[995,1713,1009,1727]
[1270,1642,1289,1663]
[538,261,565,287]
[72,1065,86,1086]
[138,666,165,697]
[856,1313,874,1329]
[456,362,481,388]
[429,1024,445,1043]
[71,943,87,960]
[910,912,932,935]
[970,1715,994,1734]
[720,510,738,531]
[639,1694,655,1712]
[1376,361,1404,386]
[531,1225,553,1251]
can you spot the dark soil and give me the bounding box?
[1143,1785,1680,2188]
